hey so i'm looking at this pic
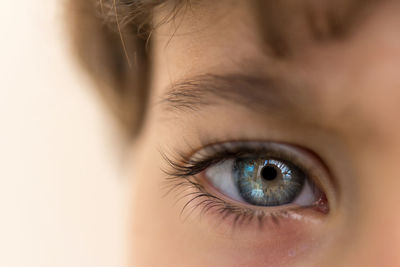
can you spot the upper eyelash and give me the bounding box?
[162,141,290,177]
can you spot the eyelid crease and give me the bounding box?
[162,141,328,180]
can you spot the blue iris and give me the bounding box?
[233,158,305,206]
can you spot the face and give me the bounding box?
[129,0,400,266]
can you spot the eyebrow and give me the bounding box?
[159,73,316,122]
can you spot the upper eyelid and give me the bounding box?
[166,141,319,177]
[181,141,335,195]
[162,140,334,188]
[190,141,308,161]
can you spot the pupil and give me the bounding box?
[261,166,278,181]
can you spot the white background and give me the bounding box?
[0,0,128,266]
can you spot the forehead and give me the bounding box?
[153,0,390,63]
[156,0,379,44]
[152,0,400,141]
[153,0,396,82]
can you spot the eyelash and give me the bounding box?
[161,141,324,228]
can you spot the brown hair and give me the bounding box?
[67,0,184,136]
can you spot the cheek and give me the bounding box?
[197,222,323,267]
[189,204,328,267]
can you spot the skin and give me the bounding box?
[128,0,400,266]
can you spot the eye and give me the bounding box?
[202,142,329,210]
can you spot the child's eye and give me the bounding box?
[205,157,321,207]
[164,141,332,226]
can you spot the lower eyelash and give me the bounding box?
[163,171,303,229]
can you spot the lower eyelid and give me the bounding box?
[198,171,323,214]
[181,178,325,228]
